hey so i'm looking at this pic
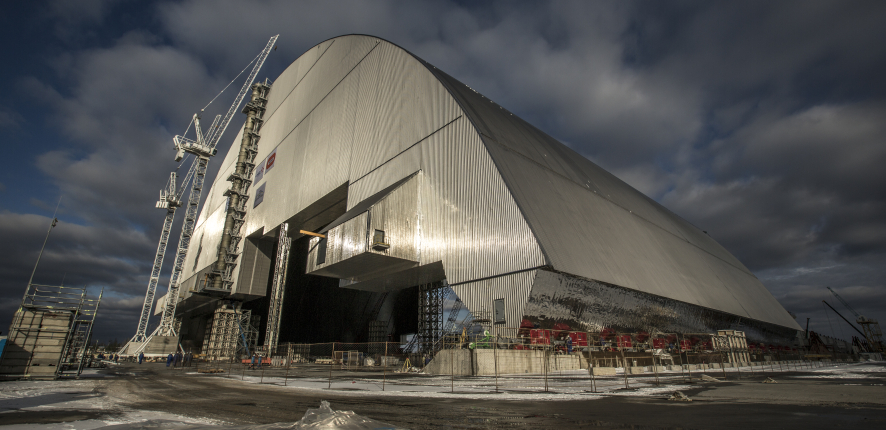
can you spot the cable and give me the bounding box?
[175,153,191,171]
[201,50,262,111]
[823,301,837,340]
[181,116,194,139]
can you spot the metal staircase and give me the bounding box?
[57,289,103,377]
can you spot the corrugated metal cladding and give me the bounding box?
[306,176,423,283]
[308,211,370,274]
[366,174,421,262]
[179,34,798,339]
[346,116,545,285]
[425,64,800,330]
[184,35,544,301]
[231,237,273,297]
[524,270,799,345]
[451,270,537,331]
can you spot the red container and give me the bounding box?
[567,332,588,347]
[617,335,632,349]
[530,329,551,346]
[679,340,692,351]
[652,339,667,349]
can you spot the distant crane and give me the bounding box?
[121,35,278,355]
[827,286,884,353]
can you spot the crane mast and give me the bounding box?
[827,287,863,319]
[155,156,208,336]
[119,174,179,354]
[158,34,277,337]
[124,35,278,354]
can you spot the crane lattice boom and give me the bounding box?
[123,35,278,354]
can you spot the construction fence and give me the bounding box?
[184,327,861,394]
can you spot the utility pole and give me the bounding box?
[23,198,61,304]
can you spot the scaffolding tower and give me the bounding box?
[0,283,102,379]
[416,281,445,354]
[201,303,259,360]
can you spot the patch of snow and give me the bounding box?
[0,378,225,429]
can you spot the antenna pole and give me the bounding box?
[23,198,61,305]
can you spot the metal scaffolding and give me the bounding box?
[264,223,291,353]
[416,281,445,354]
[0,283,102,379]
[123,36,278,355]
[214,80,273,292]
[202,303,259,360]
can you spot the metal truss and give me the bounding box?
[416,281,445,354]
[216,80,271,291]
[264,223,291,353]
[128,36,278,349]
[202,303,259,360]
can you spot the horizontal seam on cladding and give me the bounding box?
[484,137,756,278]
[204,41,345,191]
[263,39,336,123]
[265,41,380,145]
[350,115,464,185]
[448,265,546,287]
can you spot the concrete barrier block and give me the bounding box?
[591,367,617,376]
[628,367,645,374]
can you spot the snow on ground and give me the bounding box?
[0,370,224,429]
[2,361,874,428]
[215,361,879,401]
[788,362,886,379]
[209,367,698,401]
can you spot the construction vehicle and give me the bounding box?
[827,287,884,353]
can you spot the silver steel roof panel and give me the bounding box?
[182,34,797,332]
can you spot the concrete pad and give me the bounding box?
[591,367,617,375]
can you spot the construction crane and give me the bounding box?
[827,286,884,353]
[123,35,278,355]
[156,34,278,338]
[119,174,180,353]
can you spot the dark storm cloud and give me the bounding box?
[22,37,234,229]
[0,211,154,339]
[2,1,884,341]
[759,251,886,337]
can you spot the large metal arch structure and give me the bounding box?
[171,34,801,350]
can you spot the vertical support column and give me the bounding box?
[265,223,291,354]
[212,81,272,291]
